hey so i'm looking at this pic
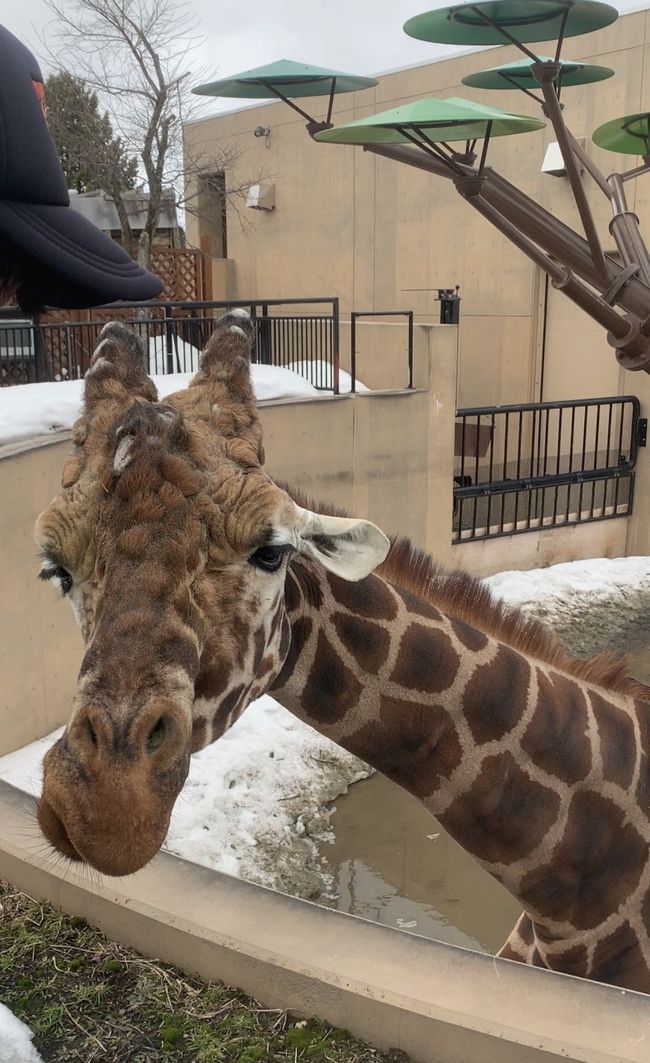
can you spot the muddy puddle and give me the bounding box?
[318,643,650,952]
[318,773,520,952]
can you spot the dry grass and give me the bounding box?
[0,880,411,1062]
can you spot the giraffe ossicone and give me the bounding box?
[35,313,650,993]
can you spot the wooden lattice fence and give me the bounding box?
[32,247,212,377]
[150,247,212,302]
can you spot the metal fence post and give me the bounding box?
[332,298,340,395]
[350,312,357,394]
[165,306,174,374]
[407,312,414,390]
[32,313,46,383]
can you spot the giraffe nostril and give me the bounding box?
[146,715,169,754]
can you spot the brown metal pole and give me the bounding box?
[479,175,650,318]
[533,63,608,281]
[455,181,630,337]
[566,129,611,197]
[363,143,650,321]
[607,172,650,286]
[459,184,650,370]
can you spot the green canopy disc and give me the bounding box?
[193,59,377,99]
[314,96,545,145]
[404,1,619,47]
[462,56,615,89]
[592,112,650,155]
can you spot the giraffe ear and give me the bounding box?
[295,507,390,581]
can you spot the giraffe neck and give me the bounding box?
[271,558,650,990]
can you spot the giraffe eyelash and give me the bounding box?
[39,565,73,597]
[249,543,294,573]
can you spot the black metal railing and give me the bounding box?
[453,395,642,543]
[0,313,39,386]
[350,311,414,391]
[0,298,341,393]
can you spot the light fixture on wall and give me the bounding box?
[254,125,271,147]
[541,139,586,178]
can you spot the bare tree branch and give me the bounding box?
[42,0,249,268]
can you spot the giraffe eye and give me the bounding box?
[39,565,73,596]
[249,544,291,572]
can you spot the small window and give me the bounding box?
[198,171,228,258]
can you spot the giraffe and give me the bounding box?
[35,313,650,994]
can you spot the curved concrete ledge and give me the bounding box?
[1,782,648,1063]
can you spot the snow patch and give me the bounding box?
[0,365,319,448]
[485,556,650,657]
[148,336,200,375]
[0,1003,44,1063]
[0,696,370,899]
[288,359,369,393]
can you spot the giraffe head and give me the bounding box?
[34,314,389,876]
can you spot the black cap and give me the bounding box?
[0,25,163,308]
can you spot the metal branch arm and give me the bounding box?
[363,141,650,372]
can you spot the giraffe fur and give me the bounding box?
[33,315,650,993]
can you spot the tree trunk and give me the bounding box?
[137,230,152,270]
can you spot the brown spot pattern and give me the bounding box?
[283,570,301,614]
[345,697,461,797]
[271,616,312,691]
[302,630,363,724]
[591,921,649,992]
[194,662,229,701]
[191,717,208,752]
[450,618,489,652]
[257,654,277,680]
[520,669,591,785]
[252,627,266,673]
[294,565,324,610]
[231,616,250,670]
[212,683,248,740]
[519,790,648,928]
[329,573,398,620]
[543,943,589,977]
[395,587,443,622]
[332,613,390,675]
[389,623,459,693]
[441,752,560,865]
[591,690,636,791]
[499,913,533,960]
[635,700,650,764]
[464,645,530,745]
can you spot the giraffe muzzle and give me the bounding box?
[37,699,192,876]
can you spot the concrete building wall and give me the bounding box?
[183,9,650,412]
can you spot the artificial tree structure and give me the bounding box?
[194,1,650,373]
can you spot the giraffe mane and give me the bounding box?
[282,484,650,702]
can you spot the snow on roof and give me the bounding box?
[69,189,179,233]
